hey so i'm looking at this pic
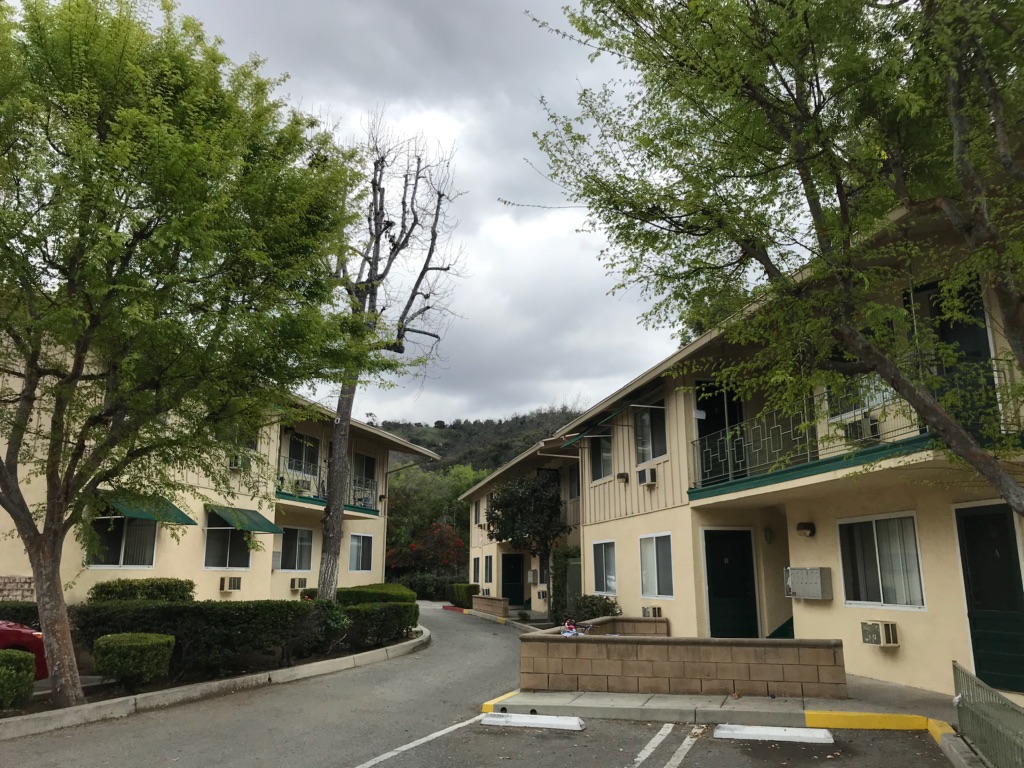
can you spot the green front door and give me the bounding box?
[501,553,525,607]
[957,505,1024,692]
[705,529,759,638]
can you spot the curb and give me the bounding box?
[459,607,540,634]
[0,625,431,742]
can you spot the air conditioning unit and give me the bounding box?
[536,590,548,600]
[861,620,899,647]
[219,576,242,592]
[843,416,881,443]
[480,588,491,596]
[638,467,658,487]
[527,569,539,584]
[290,577,307,591]
[293,478,313,494]
[228,455,245,471]
[641,606,663,618]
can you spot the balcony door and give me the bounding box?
[695,383,745,485]
[287,433,320,495]
[956,504,1024,692]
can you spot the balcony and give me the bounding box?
[689,364,1013,498]
[275,456,380,513]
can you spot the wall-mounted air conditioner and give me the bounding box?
[290,577,307,591]
[527,569,539,584]
[641,606,662,618]
[638,468,658,488]
[861,620,899,647]
[219,576,242,592]
[784,567,834,600]
[293,478,313,494]
[842,415,881,443]
[480,588,491,596]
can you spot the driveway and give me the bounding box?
[3,602,522,768]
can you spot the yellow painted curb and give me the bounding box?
[496,617,507,625]
[926,718,956,744]
[805,711,929,731]
[481,689,520,714]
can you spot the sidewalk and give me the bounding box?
[484,673,957,727]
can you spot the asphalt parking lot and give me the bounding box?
[351,718,950,768]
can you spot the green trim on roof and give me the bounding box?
[206,504,283,534]
[100,492,195,525]
[687,433,936,501]
[561,404,630,448]
[275,490,327,507]
[344,504,379,516]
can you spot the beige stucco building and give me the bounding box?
[466,282,1024,703]
[0,407,438,603]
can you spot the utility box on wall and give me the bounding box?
[785,567,833,600]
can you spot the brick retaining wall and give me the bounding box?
[0,576,34,602]
[472,595,509,618]
[521,616,846,698]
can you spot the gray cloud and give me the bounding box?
[174,0,678,422]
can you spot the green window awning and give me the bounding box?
[206,504,283,534]
[100,491,196,526]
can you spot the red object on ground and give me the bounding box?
[0,620,49,680]
[442,605,467,613]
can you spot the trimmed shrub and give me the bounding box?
[299,583,416,606]
[297,599,352,657]
[343,602,419,649]
[0,649,35,709]
[571,594,622,622]
[451,583,479,609]
[0,601,39,628]
[87,578,195,602]
[390,573,457,601]
[94,633,174,691]
[73,600,316,675]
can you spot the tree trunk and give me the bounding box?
[317,380,358,600]
[27,534,85,707]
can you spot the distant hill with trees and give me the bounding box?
[376,402,585,471]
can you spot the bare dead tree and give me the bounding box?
[318,115,465,597]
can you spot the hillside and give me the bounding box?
[379,403,584,471]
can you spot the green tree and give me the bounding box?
[487,475,572,619]
[538,0,1024,516]
[0,0,377,706]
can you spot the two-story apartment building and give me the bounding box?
[467,274,1024,701]
[0,405,439,603]
[461,438,581,615]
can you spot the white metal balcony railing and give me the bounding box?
[276,456,379,510]
[691,364,1012,490]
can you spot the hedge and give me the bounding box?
[0,601,39,628]
[73,600,318,675]
[94,633,175,691]
[571,594,622,622]
[389,573,459,601]
[299,583,416,606]
[451,583,479,609]
[0,649,35,709]
[87,578,195,602]
[343,602,419,649]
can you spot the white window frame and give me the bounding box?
[634,400,668,466]
[590,435,613,483]
[88,515,158,569]
[474,499,481,525]
[203,511,251,571]
[348,533,373,573]
[837,511,927,611]
[484,555,493,583]
[473,556,480,584]
[279,526,314,572]
[639,532,674,599]
[593,540,617,595]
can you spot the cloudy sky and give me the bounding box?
[175,0,678,423]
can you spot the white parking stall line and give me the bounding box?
[350,714,485,768]
[662,726,704,768]
[633,723,674,766]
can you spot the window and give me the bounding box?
[640,534,673,597]
[351,452,378,508]
[288,433,320,475]
[839,515,924,607]
[280,527,313,571]
[593,541,616,594]
[635,401,668,464]
[484,555,493,583]
[474,499,481,525]
[349,534,373,572]
[590,435,613,481]
[89,516,157,567]
[353,452,377,482]
[204,511,250,569]
[473,556,480,583]
[568,462,580,499]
